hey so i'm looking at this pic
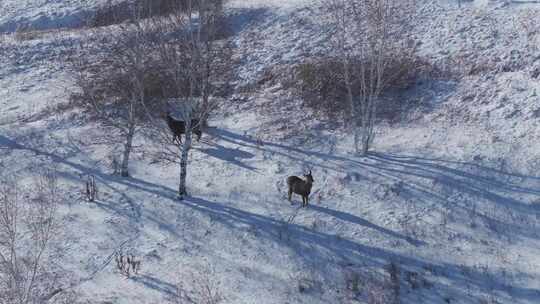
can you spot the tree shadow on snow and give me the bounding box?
[362,152,540,239]
[3,133,540,301]
[131,275,177,297]
[209,128,344,172]
[308,204,425,246]
[209,129,540,238]
[0,135,173,196]
[196,141,259,172]
[180,195,539,303]
[0,134,184,239]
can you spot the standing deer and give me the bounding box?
[287,170,314,207]
[164,112,202,144]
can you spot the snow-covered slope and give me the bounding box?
[1,0,539,303]
[0,0,110,32]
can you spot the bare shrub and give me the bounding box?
[114,250,142,278]
[278,207,300,241]
[342,264,401,304]
[387,262,400,303]
[321,0,417,154]
[363,267,400,304]
[344,269,361,300]
[90,0,227,30]
[518,9,540,54]
[289,268,322,295]
[84,174,97,202]
[172,264,224,304]
[91,0,183,27]
[295,59,347,121]
[365,282,395,304]
[114,251,131,278]
[294,55,425,122]
[0,170,67,303]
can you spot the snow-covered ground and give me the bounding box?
[0,0,109,32]
[1,0,539,303]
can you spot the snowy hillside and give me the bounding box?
[1,0,540,303]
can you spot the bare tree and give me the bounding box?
[149,0,230,199]
[323,0,416,155]
[0,170,65,304]
[71,3,160,177]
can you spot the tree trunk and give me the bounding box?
[121,124,135,177]
[359,95,376,156]
[178,120,192,200]
[359,99,371,157]
[201,82,210,128]
[354,128,361,155]
[343,57,360,154]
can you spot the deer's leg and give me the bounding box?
[288,188,293,203]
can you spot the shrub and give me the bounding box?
[295,58,347,120]
[0,171,70,303]
[90,0,226,28]
[293,54,428,122]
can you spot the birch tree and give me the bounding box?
[324,0,416,155]
[72,3,158,177]
[150,0,229,199]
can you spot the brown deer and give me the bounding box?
[164,112,202,144]
[287,170,314,207]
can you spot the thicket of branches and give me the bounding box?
[71,0,232,197]
[295,54,424,122]
[147,0,232,199]
[71,11,162,177]
[318,0,418,155]
[90,0,226,28]
[0,171,69,304]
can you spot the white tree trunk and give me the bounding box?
[178,119,192,200]
[342,57,361,154]
[121,124,135,177]
[360,96,374,156]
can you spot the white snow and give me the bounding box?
[1,0,540,303]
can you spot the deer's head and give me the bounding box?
[304,170,314,184]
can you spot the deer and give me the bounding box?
[164,112,202,144]
[287,170,314,207]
